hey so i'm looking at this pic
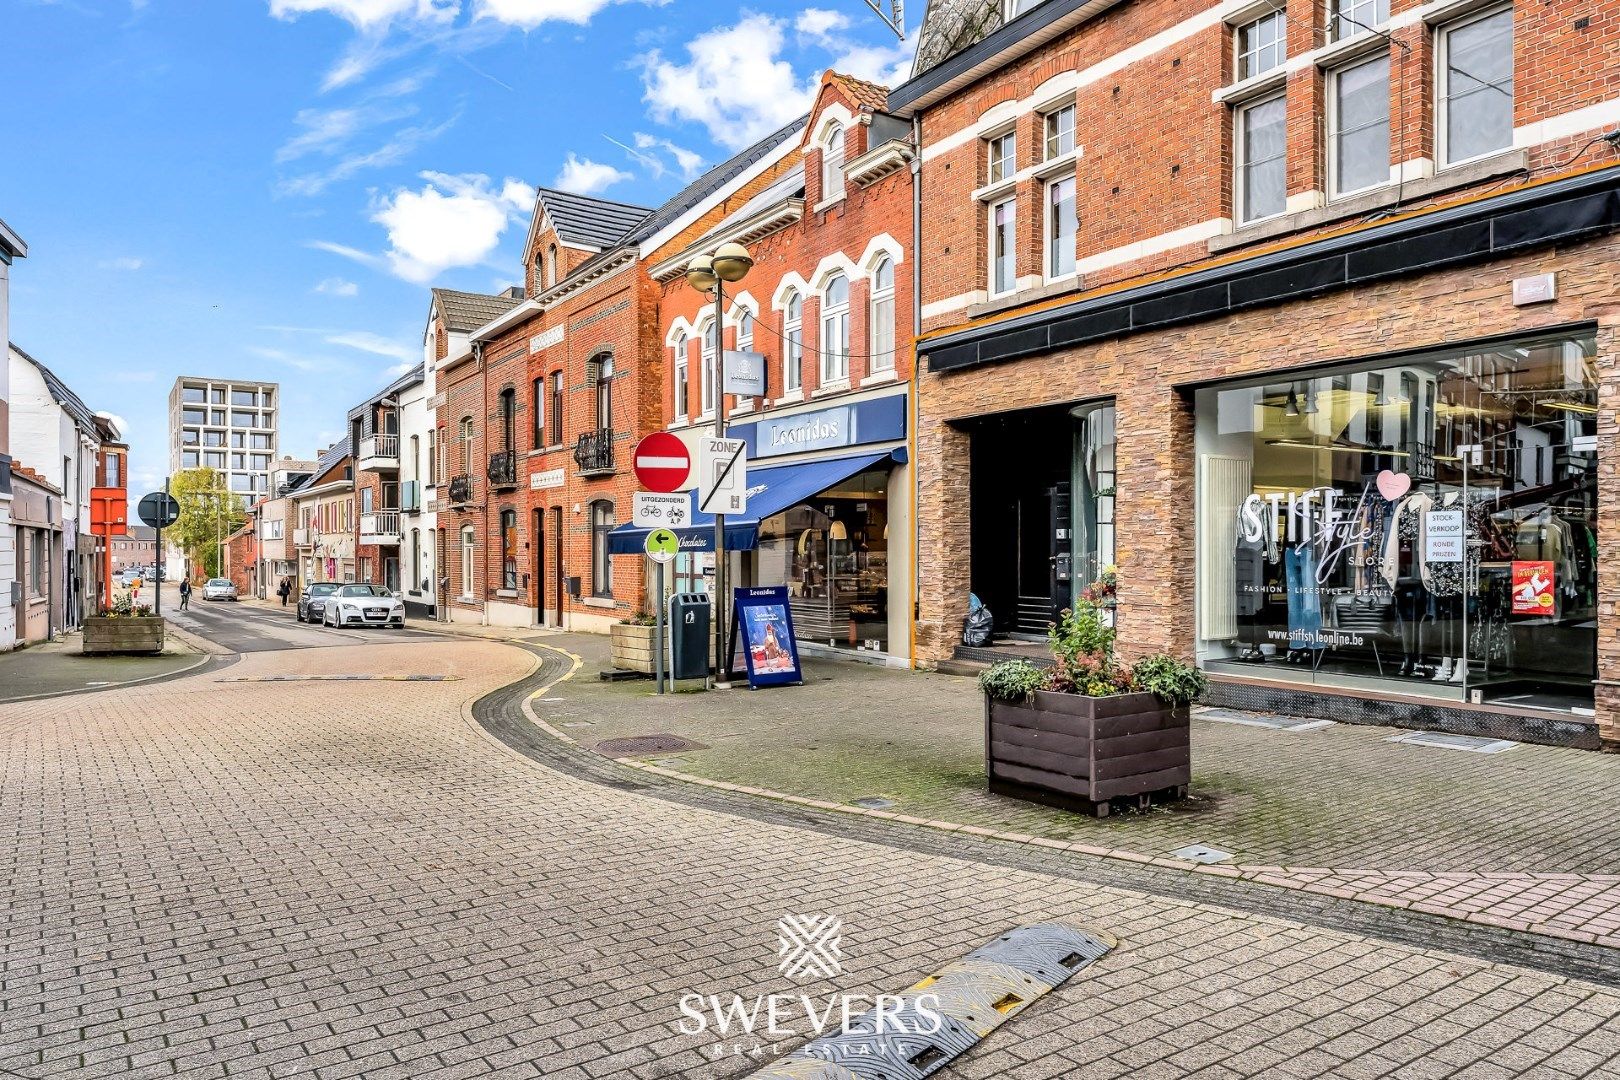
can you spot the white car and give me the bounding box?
[201,578,238,601]
[321,584,406,629]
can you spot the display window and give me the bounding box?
[1194,330,1598,713]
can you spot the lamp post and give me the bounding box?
[685,241,753,688]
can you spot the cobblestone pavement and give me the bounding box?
[541,636,1620,949]
[3,639,1619,1079]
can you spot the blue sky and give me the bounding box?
[1,0,911,496]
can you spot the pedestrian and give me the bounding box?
[278,577,292,607]
[179,576,191,611]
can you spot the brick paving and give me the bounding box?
[2,638,1618,1078]
[540,635,1620,951]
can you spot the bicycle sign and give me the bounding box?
[633,491,689,528]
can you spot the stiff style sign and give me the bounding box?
[633,432,691,493]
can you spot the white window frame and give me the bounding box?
[736,309,753,351]
[784,294,803,392]
[459,526,475,600]
[869,258,896,373]
[988,196,1017,298]
[673,332,689,419]
[1043,103,1076,160]
[821,122,846,201]
[1330,0,1388,42]
[1236,8,1287,80]
[1235,91,1289,225]
[1044,173,1077,282]
[1326,51,1392,200]
[987,130,1016,184]
[1436,5,1514,169]
[820,275,850,384]
[699,320,717,417]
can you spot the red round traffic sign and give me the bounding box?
[632,432,691,493]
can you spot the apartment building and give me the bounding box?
[288,441,354,589]
[893,0,1620,748]
[168,377,280,502]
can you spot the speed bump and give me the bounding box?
[747,921,1114,1080]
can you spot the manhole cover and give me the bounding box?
[1170,844,1234,864]
[594,733,708,757]
[1387,731,1516,754]
[851,797,895,810]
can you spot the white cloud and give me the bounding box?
[794,8,849,41]
[472,0,617,28]
[277,112,458,197]
[268,0,458,32]
[553,153,631,194]
[827,28,917,88]
[640,15,815,151]
[98,256,144,270]
[318,171,530,284]
[314,277,360,296]
[247,345,330,373]
[627,132,703,179]
[326,330,415,362]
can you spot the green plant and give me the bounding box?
[978,659,1048,702]
[1131,654,1208,706]
[621,610,656,626]
[1048,603,1114,669]
[99,595,154,618]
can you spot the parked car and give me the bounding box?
[321,584,406,629]
[297,582,339,623]
[202,578,238,601]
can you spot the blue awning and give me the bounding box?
[607,447,905,555]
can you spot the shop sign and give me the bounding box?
[529,468,565,490]
[1511,561,1555,614]
[736,394,907,459]
[723,350,767,397]
[1423,510,1464,563]
[727,586,803,688]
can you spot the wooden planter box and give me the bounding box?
[986,690,1190,817]
[609,622,659,673]
[82,616,165,656]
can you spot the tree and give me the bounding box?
[169,468,245,579]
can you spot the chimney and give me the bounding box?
[506,285,526,300]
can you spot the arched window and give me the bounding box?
[594,353,614,431]
[460,525,475,598]
[736,309,753,351]
[589,500,614,597]
[458,417,473,474]
[821,122,845,201]
[820,273,850,383]
[783,293,803,393]
[700,320,718,416]
[869,257,895,373]
[533,252,544,293]
[546,244,558,288]
[672,332,689,418]
[500,508,518,590]
[499,387,515,455]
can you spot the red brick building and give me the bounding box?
[636,71,918,664]
[894,0,1620,748]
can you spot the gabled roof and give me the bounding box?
[347,363,425,422]
[287,439,351,495]
[431,288,523,332]
[824,71,892,114]
[10,343,98,432]
[535,188,653,250]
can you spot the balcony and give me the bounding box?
[358,433,400,472]
[360,511,401,546]
[448,475,473,505]
[293,527,313,547]
[574,429,615,476]
[487,450,518,488]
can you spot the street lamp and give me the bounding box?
[685,240,752,688]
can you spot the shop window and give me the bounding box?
[1328,53,1391,198]
[820,274,850,384]
[1331,0,1388,41]
[1044,175,1077,280]
[986,130,1016,183]
[590,500,614,597]
[1438,7,1513,167]
[1193,329,1599,714]
[988,197,1017,296]
[1237,9,1287,79]
[821,122,845,200]
[1236,94,1287,223]
[869,258,896,372]
[500,508,518,590]
[784,295,803,392]
[673,332,689,418]
[1043,103,1076,159]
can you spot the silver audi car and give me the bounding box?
[321,584,406,629]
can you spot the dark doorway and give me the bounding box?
[551,506,564,628]
[533,508,545,623]
[968,405,1077,638]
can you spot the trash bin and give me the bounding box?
[669,593,711,680]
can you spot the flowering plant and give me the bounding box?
[98,595,155,618]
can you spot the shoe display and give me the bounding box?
[1432,657,1454,682]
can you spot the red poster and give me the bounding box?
[1511,561,1556,615]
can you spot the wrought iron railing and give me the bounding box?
[573,429,614,475]
[448,475,473,504]
[487,450,518,487]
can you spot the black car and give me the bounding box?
[297,582,340,623]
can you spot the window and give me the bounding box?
[534,252,544,293]
[210,388,226,404]
[181,430,199,445]
[1237,9,1287,80]
[1438,7,1513,167]
[547,244,558,288]
[820,274,850,383]
[589,501,614,597]
[251,433,272,449]
[594,353,614,431]
[987,131,1016,184]
[821,122,846,200]
[700,321,718,415]
[204,431,225,447]
[532,377,545,447]
[427,429,437,484]
[460,526,476,598]
[673,332,689,418]
[251,453,270,470]
[1044,103,1076,159]
[231,390,256,406]
[499,387,515,454]
[1332,0,1387,40]
[231,453,245,470]
[361,487,374,514]
[182,387,205,404]
[230,432,244,448]
[28,531,45,597]
[459,417,474,473]
[1329,53,1391,197]
[1236,94,1288,223]
[870,258,896,372]
[989,197,1017,296]
[204,451,225,468]
[232,410,255,427]
[183,408,205,424]
[102,454,122,487]
[182,450,199,468]
[784,294,803,392]
[1045,175,1077,279]
[549,372,563,445]
[736,310,753,351]
[500,508,518,590]
[409,436,420,484]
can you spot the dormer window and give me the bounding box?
[821,121,846,201]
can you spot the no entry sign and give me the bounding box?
[633,432,691,493]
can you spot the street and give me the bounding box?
[1,633,1616,1080]
[156,585,442,654]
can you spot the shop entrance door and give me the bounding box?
[1013,483,1071,634]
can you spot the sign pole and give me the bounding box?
[712,281,729,689]
[155,477,168,616]
[654,560,666,695]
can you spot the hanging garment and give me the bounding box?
[1379,492,1435,589]
[1285,543,1323,651]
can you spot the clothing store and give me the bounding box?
[1194,328,1599,717]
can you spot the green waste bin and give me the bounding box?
[669,593,711,680]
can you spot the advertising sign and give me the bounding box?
[729,586,802,688]
[723,350,767,397]
[1511,560,1556,615]
[1424,509,1465,563]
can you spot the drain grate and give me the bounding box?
[851,797,896,810]
[1386,731,1517,754]
[1170,844,1234,864]
[594,733,709,757]
[1198,708,1332,732]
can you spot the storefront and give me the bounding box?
[1193,329,1598,716]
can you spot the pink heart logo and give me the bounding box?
[1376,470,1411,502]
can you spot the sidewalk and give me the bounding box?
[0,628,206,703]
[532,634,1620,950]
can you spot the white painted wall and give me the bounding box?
[0,259,14,649]
[398,365,437,613]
